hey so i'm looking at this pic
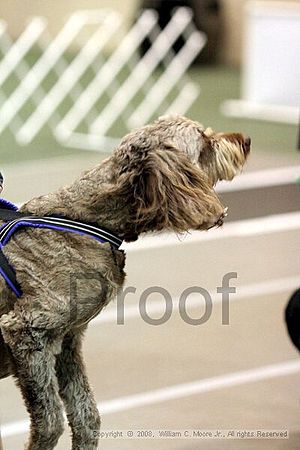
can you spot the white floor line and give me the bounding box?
[123,211,300,252]
[6,211,300,252]
[216,165,300,192]
[2,359,300,438]
[7,163,300,205]
[92,275,300,325]
[100,360,300,415]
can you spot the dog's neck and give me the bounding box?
[20,157,139,241]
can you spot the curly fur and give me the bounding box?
[0,115,250,449]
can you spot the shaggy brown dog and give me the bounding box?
[0,115,250,449]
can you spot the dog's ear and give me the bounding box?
[113,137,224,239]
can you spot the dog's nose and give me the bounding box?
[243,136,251,154]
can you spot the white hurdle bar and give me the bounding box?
[164,82,200,117]
[90,7,197,135]
[0,8,202,150]
[127,30,205,128]
[54,9,160,142]
[136,17,201,121]
[221,100,299,125]
[0,18,48,134]
[0,11,99,135]
[0,17,47,86]
[16,11,122,145]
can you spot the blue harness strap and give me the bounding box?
[0,216,123,248]
[0,200,123,298]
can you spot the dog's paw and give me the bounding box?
[209,207,228,229]
[216,206,228,227]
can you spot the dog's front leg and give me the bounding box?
[55,329,100,450]
[0,311,65,450]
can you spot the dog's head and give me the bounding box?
[149,115,250,186]
[112,115,250,241]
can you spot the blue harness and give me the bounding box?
[0,199,123,298]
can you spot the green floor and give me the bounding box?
[188,65,298,155]
[0,64,298,164]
